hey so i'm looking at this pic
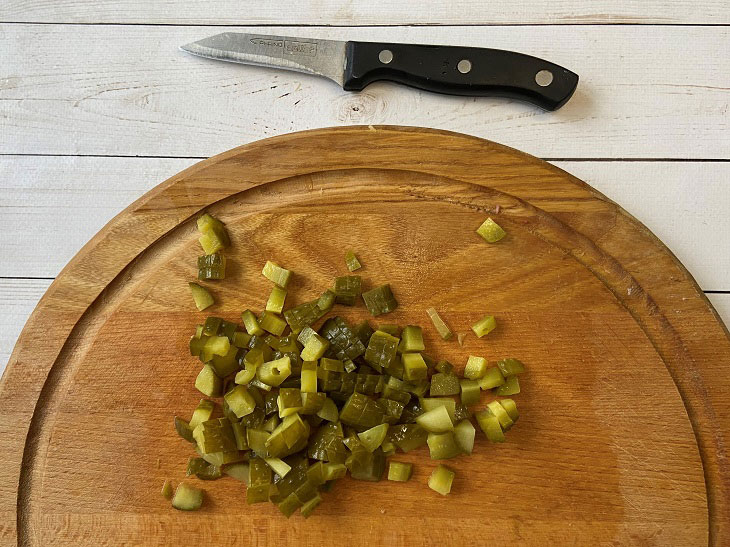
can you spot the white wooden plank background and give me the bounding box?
[2,24,729,159]
[1,5,729,374]
[1,0,727,25]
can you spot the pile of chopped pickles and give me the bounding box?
[167,214,526,516]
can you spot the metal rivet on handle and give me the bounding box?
[378,49,393,64]
[535,69,554,87]
[457,59,472,74]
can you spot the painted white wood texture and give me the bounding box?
[0,0,727,25]
[1,24,729,159]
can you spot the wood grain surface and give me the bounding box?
[0,127,727,545]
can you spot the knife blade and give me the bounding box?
[181,33,578,111]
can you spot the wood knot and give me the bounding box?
[335,92,384,122]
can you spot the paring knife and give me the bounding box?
[180,33,578,111]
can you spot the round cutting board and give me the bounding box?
[2,126,729,546]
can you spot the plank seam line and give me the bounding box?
[1,21,729,27]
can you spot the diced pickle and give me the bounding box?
[224,462,250,483]
[353,320,374,346]
[416,406,454,433]
[195,364,222,397]
[454,419,476,454]
[428,465,455,496]
[345,250,362,272]
[189,282,214,311]
[186,457,222,480]
[464,356,488,380]
[161,479,174,499]
[189,334,208,358]
[300,392,326,415]
[262,414,280,433]
[319,317,367,362]
[308,422,346,463]
[204,335,230,357]
[202,317,221,338]
[232,421,248,450]
[247,428,271,457]
[339,392,385,429]
[266,413,311,459]
[426,307,453,340]
[242,310,265,336]
[209,344,239,378]
[478,366,505,390]
[300,333,330,361]
[277,388,303,418]
[402,353,428,381]
[386,423,428,453]
[323,462,347,481]
[300,493,323,519]
[476,409,505,443]
[471,314,497,338]
[300,361,318,393]
[265,457,292,478]
[362,284,398,316]
[265,286,287,314]
[172,482,204,510]
[259,311,287,336]
[316,397,339,422]
[453,403,471,422]
[224,385,257,418]
[317,289,336,311]
[476,217,506,243]
[399,325,425,353]
[197,213,230,248]
[357,423,389,452]
[284,300,326,334]
[429,373,460,396]
[297,326,317,346]
[435,360,454,374]
[487,400,514,430]
[427,432,461,460]
[197,253,226,280]
[232,330,252,348]
[377,398,405,424]
[277,493,302,517]
[262,261,292,288]
[364,330,399,372]
[497,358,526,377]
[387,461,413,482]
[247,458,273,504]
[378,324,401,338]
[495,375,520,396]
[333,275,362,306]
[420,398,456,422]
[200,450,244,467]
[235,360,258,385]
[499,398,519,422]
[189,399,215,429]
[193,418,237,454]
[174,416,195,443]
[347,445,386,482]
[460,379,481,406]
[257,356,292,387]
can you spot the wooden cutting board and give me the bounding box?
[1,126,729,546]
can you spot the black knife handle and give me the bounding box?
[343,41,578,111]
